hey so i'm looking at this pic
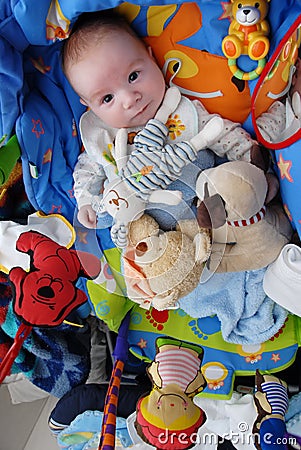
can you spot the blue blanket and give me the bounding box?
[178,267,288,345]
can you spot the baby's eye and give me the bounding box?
[102,94,113,104]
[129,71,139,83]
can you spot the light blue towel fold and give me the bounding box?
[57,410,132,449]
[178,267,288,345]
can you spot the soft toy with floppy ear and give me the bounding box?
[0,231,101,383]
[135,336,207,450]
[196,161,293,273]
[123,214,211,310]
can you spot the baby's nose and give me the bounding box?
[122,91,141,109]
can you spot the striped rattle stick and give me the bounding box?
[98,312,130,449]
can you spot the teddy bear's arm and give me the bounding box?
[257,19,269,35]
[228,21,244,38]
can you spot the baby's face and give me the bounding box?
[68,29,166,128]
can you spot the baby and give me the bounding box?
[62,9,264,234]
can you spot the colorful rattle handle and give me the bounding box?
[98,358,125,450]
[98,312,130,450]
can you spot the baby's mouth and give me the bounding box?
[133,103,149,119]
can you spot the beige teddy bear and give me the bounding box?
[122,214,211,310]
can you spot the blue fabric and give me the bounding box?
[286,392,301,422]
[1,299,90,397]
[272,141,301,240]
[259,418,288,449]
[49,382,150,429]
[178,267,288,345]
[0,35,25,139]
[285,391,301,439]
[16,41,85,223]
[56,410,132,449]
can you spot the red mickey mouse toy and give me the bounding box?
[0,230,101,382]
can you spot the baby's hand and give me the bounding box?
[77,205,97,228]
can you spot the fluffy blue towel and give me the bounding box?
[178,267,288,345]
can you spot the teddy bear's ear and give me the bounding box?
[197,201,212,228]
[197,193,226,229]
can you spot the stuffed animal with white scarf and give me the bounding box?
[196,160,293,272]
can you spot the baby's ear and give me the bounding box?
[147,45,153,57]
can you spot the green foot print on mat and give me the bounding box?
[188,316,221,340]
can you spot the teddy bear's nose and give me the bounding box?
[243,9,250,15]
[136,241,148,256]
[38,286,55,298]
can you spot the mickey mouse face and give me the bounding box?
[11,267,87,326]
[9,231,100,327]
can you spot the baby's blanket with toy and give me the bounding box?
[0,0,301,398]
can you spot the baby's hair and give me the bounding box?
[61,9,138,74]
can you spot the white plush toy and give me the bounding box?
[95,87,223,248]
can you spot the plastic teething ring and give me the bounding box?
[228,58,266,80]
